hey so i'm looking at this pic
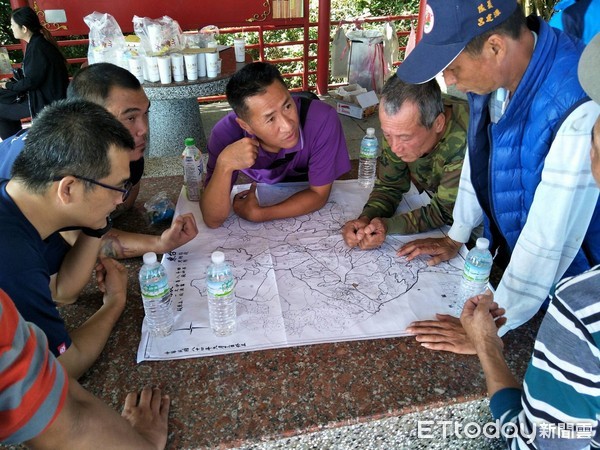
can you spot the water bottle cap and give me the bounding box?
[184,137,196,146]
[475,238,490,250]
[366,127,375,136]
[211,251,225,264]
[143,252,158,264]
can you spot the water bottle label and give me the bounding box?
[462,261,490,283]
[359,144,378,159]
[207,279,234,297]
[141,279,170,299]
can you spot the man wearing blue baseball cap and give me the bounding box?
[396,0,600,353]
[459,34,600,448]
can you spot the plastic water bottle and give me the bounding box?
[206,251,237,337]
[182,137,203,201]
[456,238,493,311]
[139,252,174,337]
[358,127,379,188]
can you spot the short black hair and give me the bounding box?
[225,62,287,118]
[464,6,527,55]
[67,63,142,106]
[12,99,134,193]
[381,75,444,129]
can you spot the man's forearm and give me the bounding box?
[27,380,158,450]
[475,339,520,397]
[100,229,161,259]
[52,234,102,304]
[200,166,235,228]
[252,187,329,222]
[57,294,125,379]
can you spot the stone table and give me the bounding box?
[44,173,543,450]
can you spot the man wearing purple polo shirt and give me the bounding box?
[201,62,351,228]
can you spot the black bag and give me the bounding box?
[0,69,27,104]
[0,88,21,104]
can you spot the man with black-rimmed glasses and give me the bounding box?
[0,99,137,379]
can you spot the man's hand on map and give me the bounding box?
[157,213,198,253]
[397,236,462,266]
[406,294,506,354]
[341,216,387,249]
[357,218,387,249]
[341,216,370,247]
[233,182,262,222]
[217,137,259,172]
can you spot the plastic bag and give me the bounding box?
[144,191,175,225]
[0,47,12,77]
[84,12,127,67]
[133,15,184,56]
[382,22,399,81]
[330,26,350,79]
[346,29,385,93]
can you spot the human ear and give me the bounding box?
[56,177,77,205]
[486,34,506,58]
[235,117,255,135]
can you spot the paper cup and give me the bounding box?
[183,53,198,80]
[197,53,207,77]
[144,56,160,83]
[205,51,219,78]
[157,55,172,84]
[128,56,144,84]
[233,38,246,63]
[147,24,163,53]
[171,53,185,82]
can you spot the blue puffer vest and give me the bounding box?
[468,17,600,276]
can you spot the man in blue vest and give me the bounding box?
[395,0,600,353]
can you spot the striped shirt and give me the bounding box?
[0,289,68,444]
[490,266,600,449]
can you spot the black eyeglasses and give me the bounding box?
[53,175,133,202]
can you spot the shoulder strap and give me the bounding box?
[299,96,312,128]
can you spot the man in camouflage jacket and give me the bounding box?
[342,75,469,250]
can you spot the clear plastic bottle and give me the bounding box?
[358,127,379,188]
[456,238,493,310]
[182,137,203,201]
[206,251,236,337]
[139,252,174,337]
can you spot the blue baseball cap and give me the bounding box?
[397,0,519,84]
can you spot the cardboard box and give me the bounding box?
[329,86,379,119]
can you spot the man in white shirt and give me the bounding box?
[395,0,600,353]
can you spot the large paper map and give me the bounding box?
[137,180,466,362]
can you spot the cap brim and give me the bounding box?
[396,41,464,84]
[578,32,600,104]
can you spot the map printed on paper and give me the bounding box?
[137,180,466,362]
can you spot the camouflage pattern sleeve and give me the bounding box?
[384,156,463,234]
[360,140,411,220]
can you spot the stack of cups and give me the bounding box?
[234,37,246,63]
[184,53,198,80]
[198,51,207,77]
[171,53,185,82]
[145,55,160,83]
[128,56,145,84]
[157,55,172,84]
[205,41,220,78]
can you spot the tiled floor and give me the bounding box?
[143,96,380,178]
